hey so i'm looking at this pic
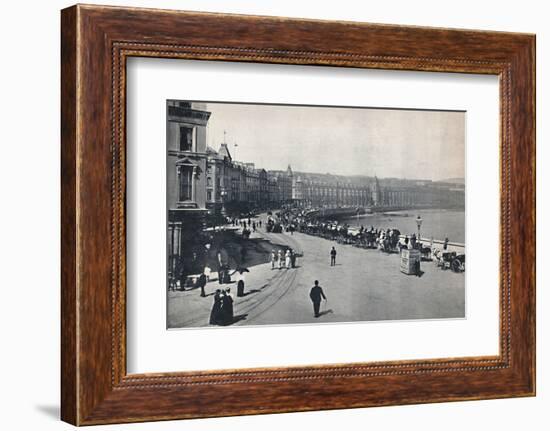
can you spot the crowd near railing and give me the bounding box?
[269,207,466,273]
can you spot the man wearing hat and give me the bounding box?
[309,280,327,318]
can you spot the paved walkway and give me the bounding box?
[167,220,465,329]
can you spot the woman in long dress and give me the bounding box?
[233,269,246,297]
[270,250,277,270]
[221,288,234,325]
[203,264,211,282]
[209,289,222,325]
[277,249,284,269]
[285,249,292,269]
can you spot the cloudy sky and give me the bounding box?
[202,102,465,181]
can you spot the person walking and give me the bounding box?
[414,257,422,277]
[309,280,327,318]
[217,249,229,284]
[209,289,223,325]
[270,250,277,270]
[285,249,292,269]
[221,288,234,325]
[277,249,284,269]
[233,268,246,297]
[330,246,337,266]
[203,264,211,282]
[197,272,207,297]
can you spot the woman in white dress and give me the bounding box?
[277,249,284,269]
[203,265,211,282]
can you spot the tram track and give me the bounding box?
[171,222,306,328]
[236,267,299,325]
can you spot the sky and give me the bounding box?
[202,102,465,181]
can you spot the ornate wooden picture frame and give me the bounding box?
[61,4,535,425]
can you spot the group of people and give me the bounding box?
[272,209,437,257]
[208,279,329,324]
[231,217,262,231]
[209,288,234,326]
[214,246,250,297]
[270,248,297,270]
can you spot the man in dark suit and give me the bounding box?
[309,280,327,318]
[330,246,337,266]
[197,272,207,297]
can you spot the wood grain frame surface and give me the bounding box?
[61,4,536,425]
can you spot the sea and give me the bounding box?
[342,208,465,244]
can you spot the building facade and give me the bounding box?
[166,100,211,214]
[166,101,465,217]
[166,100,212,277]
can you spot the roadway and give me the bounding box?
[167,217,465,329]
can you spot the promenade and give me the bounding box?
[167,217,465,329]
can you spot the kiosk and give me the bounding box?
[400,248,420,275]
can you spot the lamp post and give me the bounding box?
[220,189,227,221]
[416,215,423,241]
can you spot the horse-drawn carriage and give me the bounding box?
[378,229,402,253]
[434,250,466,272]
[359,230,379,250]
[450,253,466,272]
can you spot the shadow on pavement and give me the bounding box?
[242,289,261,297]
[319,309,334,317]
[226,234,302,270]
[229,314,248,325]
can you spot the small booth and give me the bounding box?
[400,248,420,275]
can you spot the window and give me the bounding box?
[207,190,213,201]
[179,126,193,152]
[178,166,193,201]
[207,177,212,187]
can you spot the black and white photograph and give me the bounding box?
[166,100,466,329]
